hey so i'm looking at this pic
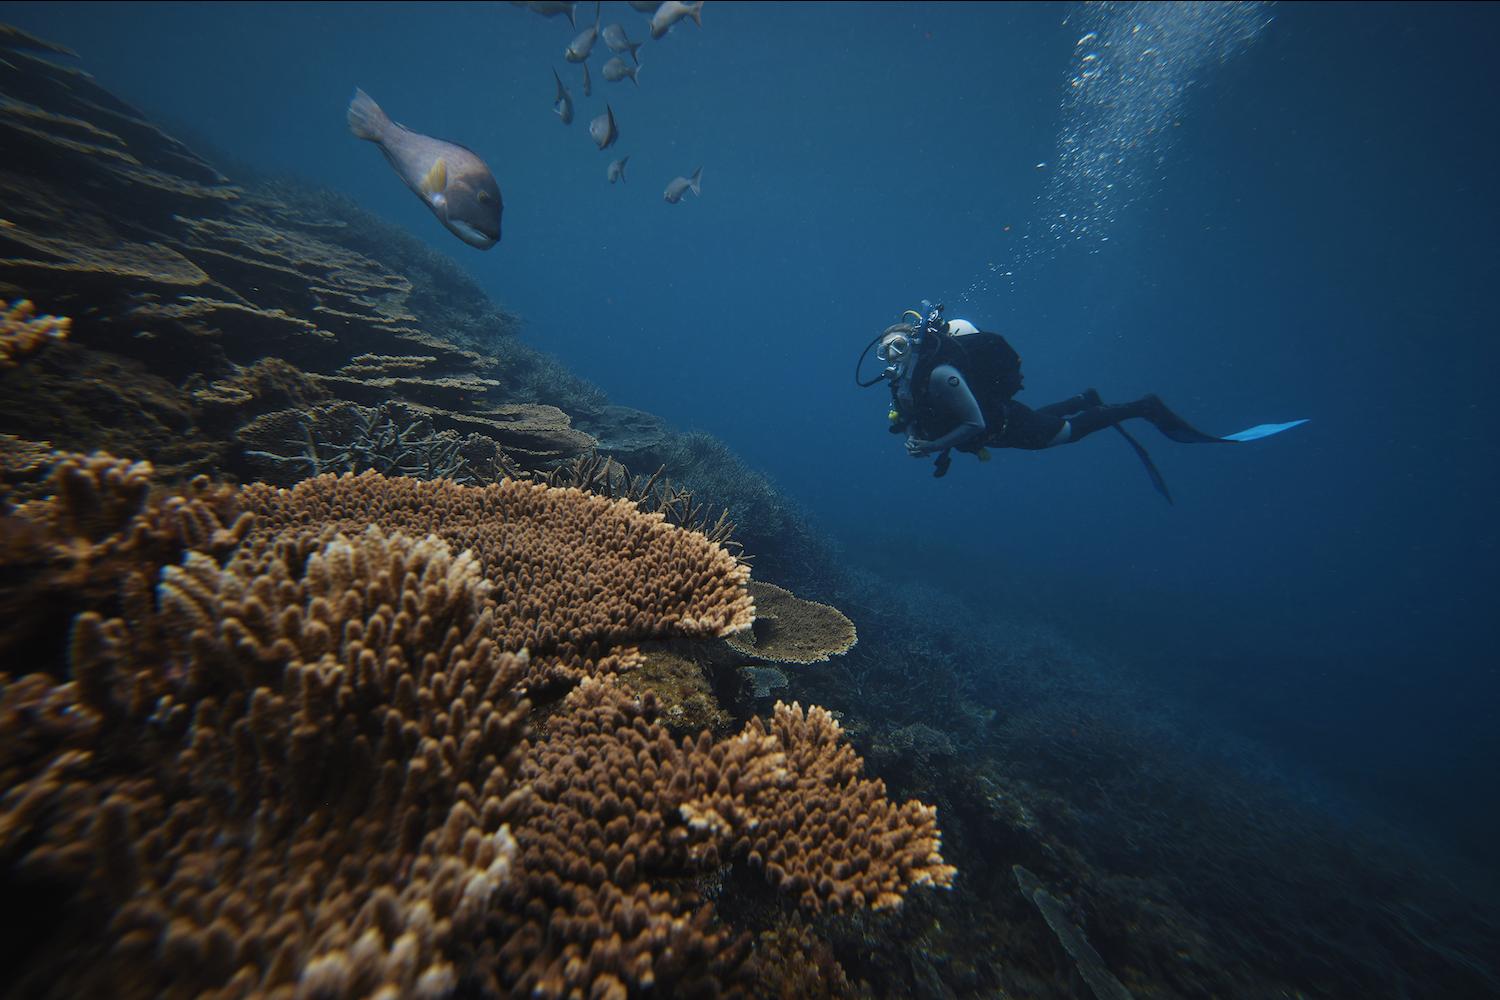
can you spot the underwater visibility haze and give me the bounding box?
[0,1,1497,997]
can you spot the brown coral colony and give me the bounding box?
[0,449,954,998]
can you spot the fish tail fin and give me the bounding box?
[347,87,389,142]
[689,165,702,196]
[621,155,630,181]
[566,3,577,28]
[629,41,642,65]
[628,63,641,86]
[690,1,703,27]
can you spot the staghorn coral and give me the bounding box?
[238,400,516,487]
[538,451,747,562]
[236,469,755,689]
[0,297,69,367]
[726,580,858,665]
[3,526,531,998]
[498,677,955,996]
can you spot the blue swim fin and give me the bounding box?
[1220,419,1310,443]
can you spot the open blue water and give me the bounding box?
[5,0,1496,886]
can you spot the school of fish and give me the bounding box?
[348,1,706,251]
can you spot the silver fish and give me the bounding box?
[649,0,702,40]
[565,1,601,62]
[627,1,659,11]
[601,24,642,64]
[526,1,577,26]
[602,56,639,86]
[607,155,630,184]
[663,166,702,204]
[581,61,592,97]
[347,89,501,249]
[552,67,574,124]
[589,103,619,150]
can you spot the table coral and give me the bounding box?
[726,579,858,665]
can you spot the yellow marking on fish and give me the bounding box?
[421,158,448,196]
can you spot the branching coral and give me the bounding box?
[0,298,69,367]
[0,442,249,658]
[0,448,955,998]
[539,451,746,562]
[497,678,955,996]
[3,526,530,998]
[239,400,516,486]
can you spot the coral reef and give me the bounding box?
[0,444,956,998]
[0,298,69,367]
[498,678,955,995]
[237,400,517,487]
[624,645,735,736]
[234,469,754,690]
[726,580,858,665]
[0,441,249,660]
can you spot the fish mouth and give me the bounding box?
[451,220,499,249]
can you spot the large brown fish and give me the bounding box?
[347,88,502,250]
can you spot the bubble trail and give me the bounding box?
[961,1,1273,305]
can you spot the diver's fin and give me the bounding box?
[1113,425,1173,504]
[421,158,447,197]
[1142,396,1225,444]
[1221,419,1310,442]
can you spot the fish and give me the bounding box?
[581,61,592,97]
[601,23,642,64]
[602,56,640,86]
[346,88,501,249]
[565,2,601,62]
[663,165,702,204]
[552,67,574,124]
[627,1,660,11]
[589,104,619,150]
[607,155,629,184]
[649,0,703,40]
[526,1,577,26]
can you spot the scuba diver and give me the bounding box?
[854,302,1308,502]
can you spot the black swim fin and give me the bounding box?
[1140,395,1225,445]
[1113,424,1173,504]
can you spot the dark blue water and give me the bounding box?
[6,0,1496,878]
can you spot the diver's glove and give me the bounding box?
[905,437,936,457]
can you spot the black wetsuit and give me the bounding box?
[900,332,1186,456]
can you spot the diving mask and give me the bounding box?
[876,333,911,364]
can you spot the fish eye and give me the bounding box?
[477,190,495,205]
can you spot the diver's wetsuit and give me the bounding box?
[909,365,1177,454]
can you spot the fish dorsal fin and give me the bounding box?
[421,157,448,197]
